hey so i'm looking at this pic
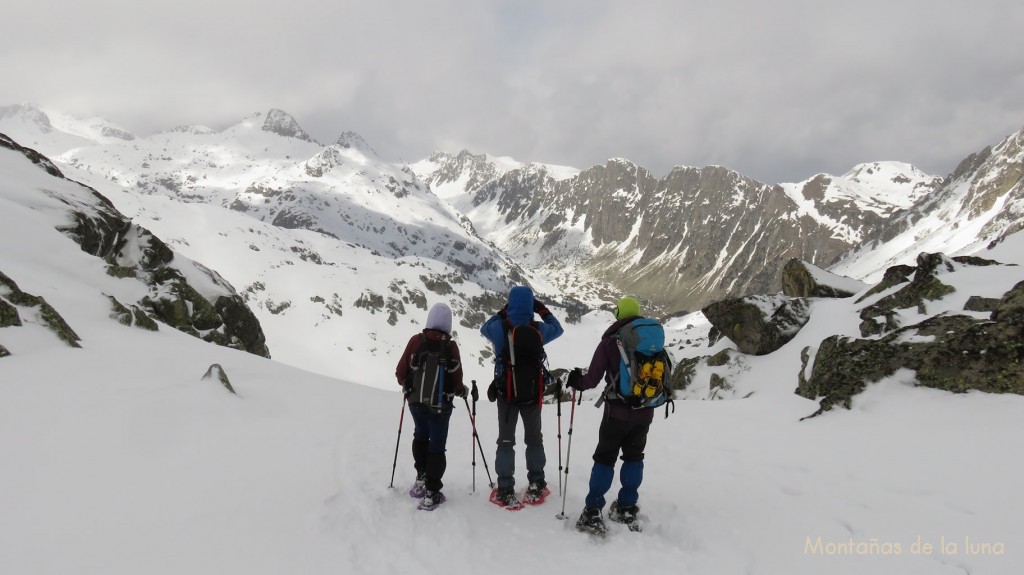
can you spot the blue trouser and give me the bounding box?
[494,397,546,490]
[410,403,452,492]
[584,415,650,509]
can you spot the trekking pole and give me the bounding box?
[389,395,408,489]
[463,386,495,489]
[556,379,563,497]
[471,380,479,493]
[556,388,577,520]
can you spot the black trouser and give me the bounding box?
[585,416,650,509]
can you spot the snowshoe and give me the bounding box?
[409,477,427,499]
[575,507,607,536]
[489,487,524,511]
[608,501,642,532]
[418,490,446,511]
[522,483,550,505]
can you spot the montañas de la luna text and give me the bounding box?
[805,536,1005,557]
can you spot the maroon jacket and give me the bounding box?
[575,316,656,424]
[395,329,465,396]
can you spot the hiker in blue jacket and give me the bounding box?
[566,296,657,533]
[480,285,564,509]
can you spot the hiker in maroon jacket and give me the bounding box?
[566,296,658,533]
[395,303,466,510]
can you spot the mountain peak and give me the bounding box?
[261,109,315,143]
[335,131,377,156]
[0,103,54,133]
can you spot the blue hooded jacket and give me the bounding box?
[480,286,563,360]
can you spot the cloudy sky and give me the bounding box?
[3,0,1023,183]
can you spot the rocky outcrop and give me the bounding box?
[702,294,811,355]
[262,108,316,143]
[781,259,866,298]
[799,280,1024,415]
[856,253,1000,337]
[0,297,21,327]
[202,363,237,395]
[0,270,81,348]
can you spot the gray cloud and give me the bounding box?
[2,0,1023,183]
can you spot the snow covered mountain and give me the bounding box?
[0,133,267,357]
[414,152,944,313]
[2,108,575,382]
[3,117,1023,574]
[0,103,135,158]
[834,126,1024,282]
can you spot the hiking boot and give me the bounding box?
[409,475,427,499]
[608,501,639,524]
[523,482,550,505]
[419,490,446,510]
[575,506,606,535]
[489,487,523,509]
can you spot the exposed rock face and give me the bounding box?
[0,270,81,348]
[702,294,811,355]
[425,150,506,195]
[0,297,21,327]
[335,131,377,156]
[262,108,316,143]
[855,253,999,337]
[420,155,894,313]
[202,363,237,395]
[799,271,1024,415]
[782,259,866,298]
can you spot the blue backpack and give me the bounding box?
[610,318,672,409]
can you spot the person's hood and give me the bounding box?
[506,286,534,326]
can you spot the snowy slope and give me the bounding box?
[0,104,98,158]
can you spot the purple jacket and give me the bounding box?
[576,316,656,424]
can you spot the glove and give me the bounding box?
[533,299,550,318]
[453,385,468,399]
[471,382,480,402]
[487,381,498,403]
[566,367,584,391]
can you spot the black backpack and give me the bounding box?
[497,314,548,406]
[407,334,457,411]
